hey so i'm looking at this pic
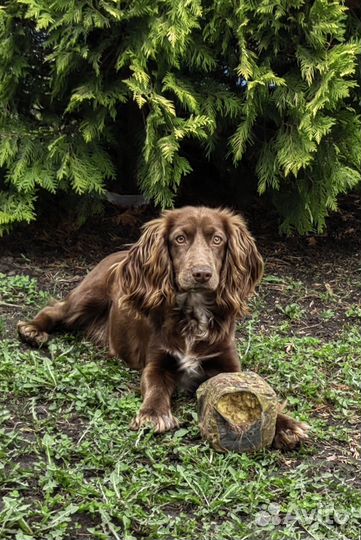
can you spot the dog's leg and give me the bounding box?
[17,300,68,347]
[131,355,179,433]
[17,252,126,348]
[273,411,310,450]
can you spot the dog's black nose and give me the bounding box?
[192,266,212,283]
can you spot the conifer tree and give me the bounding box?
[0,0,360,234]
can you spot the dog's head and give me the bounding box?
[117,206,263,316]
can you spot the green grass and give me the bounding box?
[0,273,49,308]
[0,275,360,540]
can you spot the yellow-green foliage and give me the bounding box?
[0,0,360,234]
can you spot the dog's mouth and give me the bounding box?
[176,284,220,301]
[179,283,217,293]
[190,284,212,290]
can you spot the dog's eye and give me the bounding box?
[175,234,186,245]
[213,235,223,245]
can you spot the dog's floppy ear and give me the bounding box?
[116,217,175,314]
[217,212,264,316]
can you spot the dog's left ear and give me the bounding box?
[116,216,175,314]
[217,213,264,316]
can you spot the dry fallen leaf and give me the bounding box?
[307,237,317,247]
[324,283,334,296]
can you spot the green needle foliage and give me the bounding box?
[0,0,360,234]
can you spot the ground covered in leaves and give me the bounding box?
[0,199,360,540]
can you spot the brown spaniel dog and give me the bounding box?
[18,206,309,449]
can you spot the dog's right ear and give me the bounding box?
[115,217,175,315]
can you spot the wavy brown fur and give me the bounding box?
[116,217,176,315]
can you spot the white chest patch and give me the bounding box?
[173,340,200,375]
[166,292,219,385]
[169,346,222,392]
[164,342,221,378]
[176,354,200,374]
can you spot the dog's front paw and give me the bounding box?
[131,410,179,433]
[17,321,49,347]
[273,412,310,451]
